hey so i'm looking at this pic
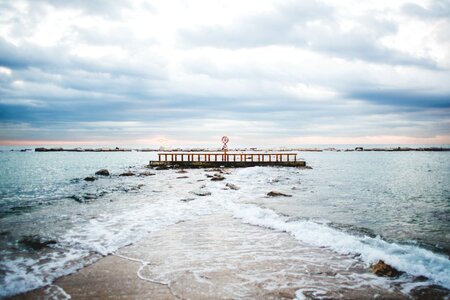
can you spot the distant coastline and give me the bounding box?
[5,146,450,153]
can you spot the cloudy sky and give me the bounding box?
[0,0,449,147]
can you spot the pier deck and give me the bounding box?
[149,152,307,169]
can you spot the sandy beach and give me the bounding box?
[13,214,415,299]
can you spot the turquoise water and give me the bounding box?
[0,148,449,297]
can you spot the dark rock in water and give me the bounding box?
[226,183,240,190]
[83,193,98,200]
[19,235,57,250]
[70,193,97,202]
[211,174,225,181]
[139,171,155,176]
[205,174,213,178]
[155,166,170,170]
[69,195,83,203]
[180,198,195,202]
[177,176,189,179]
[176,169,188,174]
[267,191,292,197]
[130,184,145,191]
[371,260,402,277]
[119,171,135,176]
[95,169,110,176]
[191,190,212,196]
[410,284,450,299]
[84,176,96,182]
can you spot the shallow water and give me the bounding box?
[0,149,449,298]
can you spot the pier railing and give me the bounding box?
[157,152,297,163]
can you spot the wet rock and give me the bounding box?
[410,284,450,299]
[267,191,292,197]
[226,183,240,190]
[83,193,98,200]
[69,195,83,203]
[371,260,402,277]
[191,190,212,196]
[84,176,96,182]
[177,176,189,179]
[205,174,214,178]
[207,168,230,174]
[130,184,145,191]
[180,198,195,202]
[155,166,170,170]
[176,169,188,174]
[211,174,225,181]
[19,235,57,250]
[119,171,135,176]
[95,169,110,176]
[139,171,155,176]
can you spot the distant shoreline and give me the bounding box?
[5,146,450,152]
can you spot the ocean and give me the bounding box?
[0,147,449,298]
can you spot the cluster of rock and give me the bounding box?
[83,169,155,182]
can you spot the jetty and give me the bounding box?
[149,152,307,169]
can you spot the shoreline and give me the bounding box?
[8,214,448,299]
[2,146,450,153]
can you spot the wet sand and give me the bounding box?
[12,214,412,299]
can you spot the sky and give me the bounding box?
[0,0,449,147]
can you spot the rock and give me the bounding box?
[371,260,402,277]
[84,176,96,182]
[155,166,170,170]
[267,191,292,197]
[176,169,188,174]
[205,174,214,178]
[190,190,212,196]
[83,193,98,200]
[130,184,145,191]
[177,176,189,179]
[19,235,57,250]
[207,168,230,174]
[180,198,195,202]
[119,171,135,176]
[211,174,225,181]
[69,195,83,203]
[95,169,110,176]
[139,171,155,176]
[226,183,240,190]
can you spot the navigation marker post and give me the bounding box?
[221,136,229,162]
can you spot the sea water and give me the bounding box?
[0,148,449,297]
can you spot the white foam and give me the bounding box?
[222,200,450,289]
[0,248,97,298]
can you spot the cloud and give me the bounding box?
[179,1,438,68]
[0,0,449,145]
[402,0,450,20]
[348,89,450,109]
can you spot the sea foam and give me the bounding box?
[222,199,450,289]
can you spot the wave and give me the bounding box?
[224,200,450,290]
